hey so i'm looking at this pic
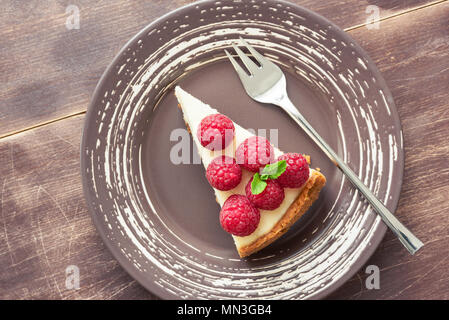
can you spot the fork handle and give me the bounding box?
[278,95,423,255]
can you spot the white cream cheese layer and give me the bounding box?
[175,86,311,249]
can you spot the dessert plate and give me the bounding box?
[81,0,404,299]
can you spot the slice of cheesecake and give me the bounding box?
[175,86,326,258]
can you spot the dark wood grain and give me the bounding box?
[0,115,156,299]
[1,1,448,299]
[328,2,449,299]
[0,0,439,137]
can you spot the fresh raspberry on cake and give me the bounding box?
[206,156,242,191]
[235,136,274,172]
[276,153,310,188]
[197,114,235,150]
[220,195,260,237]
[175,86,327,258]
[245,178,285,210]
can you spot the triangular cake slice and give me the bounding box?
[175,86,326,258]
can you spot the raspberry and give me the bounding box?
[235,136,274,172]
[197,114,235,150]
[220,195,260,237]
[206,156,242,191]
[276,153,310,188]
[245,178,285,210]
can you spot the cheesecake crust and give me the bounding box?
[237,170,326,258]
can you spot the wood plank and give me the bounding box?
[0,0,439,136]
[1,2,448,299]
[0,115,155,299]
[328,2,449,299]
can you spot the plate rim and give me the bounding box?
[80,0,404,300]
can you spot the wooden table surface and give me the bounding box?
[1,0,448,300]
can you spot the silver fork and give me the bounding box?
[225,38,423,255]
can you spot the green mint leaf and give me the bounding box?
[251,173,268,195]
[260,160,287,180]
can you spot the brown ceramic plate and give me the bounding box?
[81,0,404,299]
